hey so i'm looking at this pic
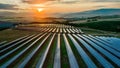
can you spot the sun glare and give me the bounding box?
[37,8,44,12]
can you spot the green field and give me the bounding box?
[68,21,120,32]
[66,21,120,38]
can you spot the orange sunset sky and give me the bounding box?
[0,0,120,17]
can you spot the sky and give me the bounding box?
[0,0,120,17]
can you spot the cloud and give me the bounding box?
[22,0,120,4]
[0,11,18,17]
[22,0,83,4]
[93,0,120,2]
[0,3,19,10]
[22,0,55,4]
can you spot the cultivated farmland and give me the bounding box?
[0,24,120,68]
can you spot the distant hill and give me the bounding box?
[0,21,15,30]
[62,8,120,18]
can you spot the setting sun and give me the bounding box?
[37,8,44,12]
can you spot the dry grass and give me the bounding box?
[0,29,39,42]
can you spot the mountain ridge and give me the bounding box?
[60,8,120,18]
